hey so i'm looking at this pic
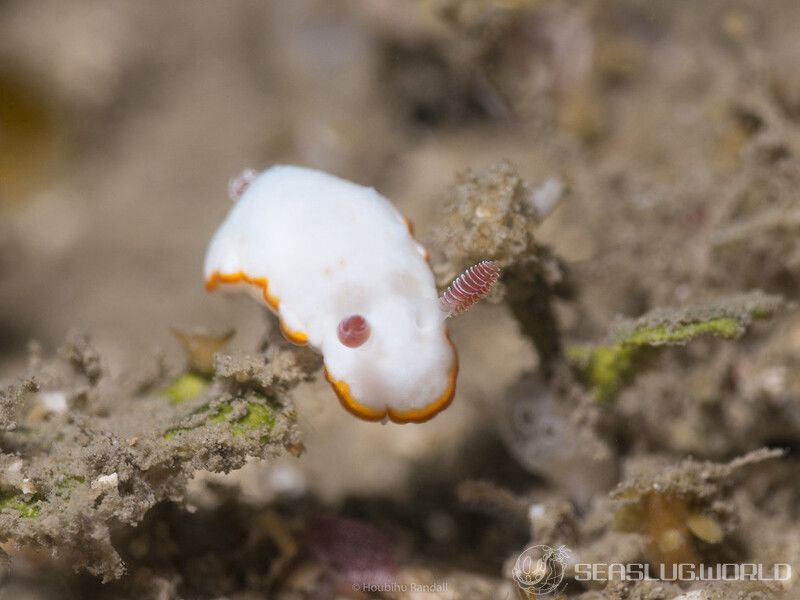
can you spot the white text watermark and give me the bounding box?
[352,581,449,593]
[513,544,792,596]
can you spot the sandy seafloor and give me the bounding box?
[1,1,799,599]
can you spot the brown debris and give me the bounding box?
[431,160,572,374]
[0,336,308,580]
[611,449,784,571]
[0,378,37,431]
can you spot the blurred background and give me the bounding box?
[2,1,800,598]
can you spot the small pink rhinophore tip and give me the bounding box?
[338,315,371,348]
[228,168,258,201]
[440,260,501,318]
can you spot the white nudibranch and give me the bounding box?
[204,165,499,423]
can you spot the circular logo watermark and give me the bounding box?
[512,544,570,596]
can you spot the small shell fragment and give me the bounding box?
[90,473,119,492]
[39,390,68,413]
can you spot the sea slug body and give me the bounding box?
[204,165,458,423]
